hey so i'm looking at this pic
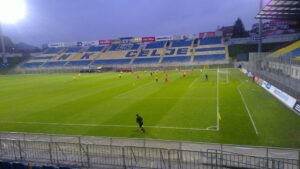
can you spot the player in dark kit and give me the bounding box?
[136,114,144,132]
[205,74,208,81]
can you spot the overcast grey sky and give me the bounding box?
[2,0,266,47]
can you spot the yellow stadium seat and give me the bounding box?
[271,40,300,58]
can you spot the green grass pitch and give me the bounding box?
[0,69,299,148]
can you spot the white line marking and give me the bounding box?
[206,126,217,130]
[115,97,217,100]
[237,82,259,135]
[0,121,218,131]
[188,76,200,89]
[216,68,220,131]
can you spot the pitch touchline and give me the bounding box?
[237,82,259,135]
[0,121,218,131]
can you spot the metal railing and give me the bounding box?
[0,132,299,169]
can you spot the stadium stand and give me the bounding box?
[31,56,54,60]
[93,59,131,65]
[21,37,228,69]
[195,47,225,52]
[109,43,140,51]
[133,57,160,64]
[281,48,300,60]
[171,40,193,47]
[87,46,105,52]
[199,37,222,45]
[145,41,166,49]
[80,53,95,60]
[67,53,82,60]
[162,56,191,63]
[57,54,71,60]
[65,47,82,53]
[22,62,44,68]
[270,40,300,60]
[194,54,226,62]
[43,61,67,67]
[97,51,130,59]
[65,60,92,66]
[43,48,63,54]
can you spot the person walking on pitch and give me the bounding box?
[136,114,144,132]
[205,74,208,81]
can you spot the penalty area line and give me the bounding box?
[0,121,218,132]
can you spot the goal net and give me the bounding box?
[218,69,229,84]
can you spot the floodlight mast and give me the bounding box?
[0,22,5,63]
[258,0,263,54]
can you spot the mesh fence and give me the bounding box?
[247,53,300,100]
[15,61,233,74]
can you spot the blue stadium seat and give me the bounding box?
[81,53,94,60]
[93,59,131,65]
[31,166,43,169]
[162,56,191,63]
[109,43,140,51]
[32,166,42,169]
[22,62,44,68]
[195,47,225,52]
[87,46,104,52]
[65,47,82,53]
[43,61,67,67]
[31,56,54,60]
[43,48,61,54]
[57,54,71,60]
[200,38,222,45]
[133,58,160,64]
[12,163,26,169]
[65,60,92,66]
[42,166,58,169]
[0,63,9,68]
[194,54,225,62]
[0,162,12,169]
[171,40,193,47]
[109,44,119,51]
[145,41,166,49]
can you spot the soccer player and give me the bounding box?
[183,71,186,78]
[136,114,144,132]
[205,74,208,81]
[118,73,122,78]
[155,75,159,83]
[165,73,168,82]
[136,74,140,80]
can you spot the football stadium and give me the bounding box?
[0,0,300,169]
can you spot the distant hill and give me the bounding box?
[15,42,41,53]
